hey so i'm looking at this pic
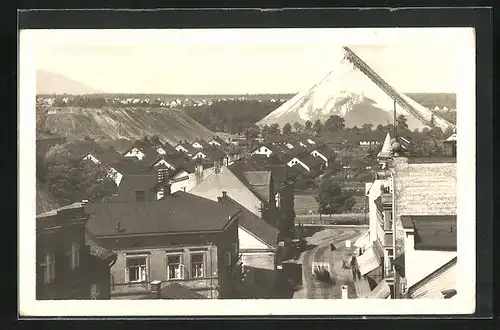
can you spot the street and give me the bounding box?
[293,228,367,299]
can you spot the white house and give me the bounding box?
[286,157,310,172]
[191,141,205,149]
[285,142,295,150]
[251,145,273,158]
[310,149,329,166]
[82,153,101,164]
[306,138,316,145]
[298,141,308,148]
[156,147,167,155]
[124,147,146,160]
[192,150,208,160]
[170,165,214,194]
[151,158,176,170]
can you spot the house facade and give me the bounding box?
[85,191,242,299]
[251,144,274,158]
[36,203,116,300]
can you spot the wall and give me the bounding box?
[103,233,221,298]
[240,252,278,298]
[239,227,270,250]
[37,214,112,300]
[403,231,457,289]
[366,180,383,243]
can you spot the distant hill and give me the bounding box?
[37,71,101,95]
[36,106,215,145]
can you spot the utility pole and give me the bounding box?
[393,99,397,138]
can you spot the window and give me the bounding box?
[135,190,146,201]
[224,252,231,267]
[125,257,147,283]
[167,255,183,279]
[70,242,80,270]
[90,283,100,300]
[191,254,204,278]
[387,248,394,257]
[40,251,56,284]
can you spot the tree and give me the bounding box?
[396,114,408,131]
[141,135,151,146]
[429,113,436,128]
[341,196,357,212]
[324,115,346,132]
[312,119,323,135]
[316,177,345,215]
[45,158,118,205]
[362,123,373,132]
[376,124,384,132]
[268,123,281,136]
[244,124,261,140]
[305,120,313,131]
[282,123,293,135]
[292,122,303,134]
[261,125,270,137]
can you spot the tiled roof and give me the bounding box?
[110,159,149,175]
[393,158,456,216]
[85,191,240,236]
[161,142,178,155]
[99,139,135,154]
[87,149,123,165]
[240,171,272,202]
[115,174,158,200]
[85,230,116,261]
[220,196,278,248]
[37,202,85,219]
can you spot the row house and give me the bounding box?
[85,187,242,299]
[122,141,158,161]
[36,203,116,300]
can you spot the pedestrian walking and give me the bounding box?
[330,243,336,251]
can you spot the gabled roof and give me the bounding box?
[85,149,123,165]
[115,174,159,200]
[219,196,278,248]
[85,191,240,236]
[241,171,272,202]
[445,133,457,142]
[191,138,211,149]
[99,139,135,154]
[378,133,392,158]
[188,167,264,217]
[176,142,197,155]
[209,136,228,146]
[65,140,103,159]
[408,257,457,299]
[110,158,148,175]
[124,141,159,160]
[160,142,178,155]
[194,147,227,161]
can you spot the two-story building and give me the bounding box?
[36,203,117,300]
[85,188,242,299]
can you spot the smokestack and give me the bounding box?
[222,191,227,198]
[217,196,222,203]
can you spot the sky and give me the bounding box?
[29,28,474,94]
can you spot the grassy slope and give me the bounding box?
[36,106,215,145]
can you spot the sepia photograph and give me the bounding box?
[19,26,476,316]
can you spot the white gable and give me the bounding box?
[83,153,101,164]
[285,143,294,149]
[209,140,221,146]
[286,157,310,171]
[307,139,316,144]
[193,151,207,159]
[192,142,203,149]
[157,147,166,155]
[124,147,145,160]
[310,150,327,163]
[153,159,175,170]
[238,227,271,250]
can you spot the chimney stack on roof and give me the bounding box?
[222,191,227,198]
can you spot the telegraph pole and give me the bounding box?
[393,99,397,138]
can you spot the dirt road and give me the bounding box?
[293,228,366,299]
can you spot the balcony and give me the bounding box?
[380,193,392,206]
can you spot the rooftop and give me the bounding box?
[401,215,457,251]
[86,191,240,237]
[219,196,278,248]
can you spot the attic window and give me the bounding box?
[135,190,146,201]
